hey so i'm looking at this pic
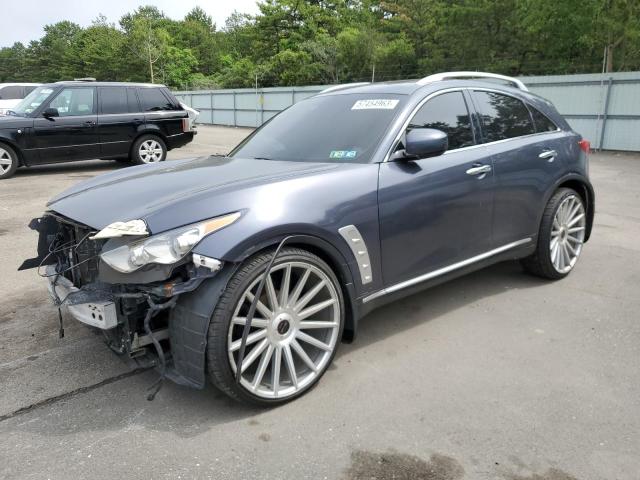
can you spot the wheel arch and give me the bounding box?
[555,176,595,241]
[235,234,360,343]
[129,128,169,156]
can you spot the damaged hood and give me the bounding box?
[47,156,344,233]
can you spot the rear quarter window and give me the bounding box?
[529,105,559,132]
[139,88,178,112]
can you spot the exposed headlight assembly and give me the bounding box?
[100,212,240,273]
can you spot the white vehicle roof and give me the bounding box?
[0,83,41,87]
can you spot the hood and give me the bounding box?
[0,115,32,128]
[48,156,348,232]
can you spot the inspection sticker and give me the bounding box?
[351,99,399,110]
[330,150,357,159]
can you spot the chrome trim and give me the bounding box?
[417,71,528,91]
[466,164,492,176]
[539,149,557,160]
[362,238,532,303]
[338,225,373,285]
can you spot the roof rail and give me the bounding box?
[319,82,370,94]
[417,71,528,91]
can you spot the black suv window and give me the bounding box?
[99,87,129,114]
[0,86,23,100]
[49,87,95,116]
[139,88,175,111]
[473,91,535,142]
[529,106,558,132]
[409,91,474,150]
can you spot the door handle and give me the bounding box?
[466,164,492,176]
[539,149,557,162]
[84,120,96,126]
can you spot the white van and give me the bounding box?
[0,83,41,115]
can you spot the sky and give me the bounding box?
[0,0,262,47]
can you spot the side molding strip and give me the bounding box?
[338,225,373,285]
[363,238,532,303]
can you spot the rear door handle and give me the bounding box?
[84,120,96,126]
[539,149,557,161]
[466,164,492,176]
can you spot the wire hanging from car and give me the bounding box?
[235,236,294,383]
[143,295,178,401]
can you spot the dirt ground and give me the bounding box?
[0,126,638,479]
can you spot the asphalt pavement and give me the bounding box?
[0,126,638,480]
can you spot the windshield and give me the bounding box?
[10,86,55,116]
[231,93,406,163]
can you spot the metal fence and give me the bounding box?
[175,71,640,151]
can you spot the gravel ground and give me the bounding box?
[0,126,638,480]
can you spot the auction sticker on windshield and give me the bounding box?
[351,99,399,110]
[330,150,357,159]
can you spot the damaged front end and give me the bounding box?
[20,212,235,392]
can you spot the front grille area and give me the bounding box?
[50,215,104,287]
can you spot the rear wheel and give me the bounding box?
[522,188,586,279]
[206,248,344,406]
[0,143,19,179]
[131,135,167,165]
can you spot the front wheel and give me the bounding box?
[206,248,344,406]
[131,135,167,165]
[0,143,19,179]
[522,188,587,279]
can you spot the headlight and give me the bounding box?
[100,212,240,273]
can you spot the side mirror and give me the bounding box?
[404,128,448,159]
[42,107,59,119]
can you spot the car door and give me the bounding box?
[378,90,495,287]
[469,89,565,246]
[97,86,143,157]
[32,86,99,163]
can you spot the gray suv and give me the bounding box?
[21,72,594,405]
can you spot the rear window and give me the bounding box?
[99,87,128,114]
[0,86,24,100]
[529,106,558,132]
[473,91,536,142]
[139,88,176,112]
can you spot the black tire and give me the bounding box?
[521,187,584,279]
[130,134,167,165]
[0,143,19,180]
[206,247,345,406]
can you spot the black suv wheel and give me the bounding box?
[131,135,167,165]
[0,143,19,179]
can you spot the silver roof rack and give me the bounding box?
[417,71,528,91]
[319,82,370,94]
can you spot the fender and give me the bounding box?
[169,233,361,388]
[197,229,363,339]
[539,172,595,241]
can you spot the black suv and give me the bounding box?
[0,81,194,179]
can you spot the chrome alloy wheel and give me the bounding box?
[227,261,341,399]
[138,139,163,163]
[550,194,586,274]
[0,146,12,174]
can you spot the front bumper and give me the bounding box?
[46,265,118,329]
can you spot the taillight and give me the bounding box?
[182,118,190,132]
[578,139,590,154]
